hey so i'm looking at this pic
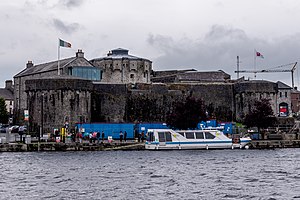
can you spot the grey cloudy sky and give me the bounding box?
[1,0,300,87]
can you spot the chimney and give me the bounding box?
[76,49,84,58]
[107,51,112,56]
[5,80,13,89]
[26,61,33,68]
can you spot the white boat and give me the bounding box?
[145,129,251,150]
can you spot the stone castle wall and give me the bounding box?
[25,78,93,133]
[24,78,282,132]
[90,82,235,123]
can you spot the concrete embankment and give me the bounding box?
[1,140,300,152]
[249,139,300,149]
[0,142,145,152]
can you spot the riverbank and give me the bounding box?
[0,141,145,152]
[1,139,300,152]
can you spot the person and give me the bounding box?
[141,131,145,142]
[101,131,105,142]
[89,132,93,143]
[138,131,141,142]
[18,125,25,143]
[79,132,83,143]
[124,131,127,142]
[119,131,123,142]
[97,131,101,143]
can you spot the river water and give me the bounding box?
[0,149,299,200]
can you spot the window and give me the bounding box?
[285,92,287,97]
[185,132,195,139]
[147,131,154,142]
[195,132,204,139]
[158,132,166,142]
[69,66,101,81]
[280,92,282,97]
[205,132,215,139]
[130,74,134,79]
[165,132,172,142]
[178,132,185,137]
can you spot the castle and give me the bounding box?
[11,48,293,134]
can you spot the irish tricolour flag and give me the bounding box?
[59,39,71,48]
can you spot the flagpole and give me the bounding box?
[254,49,257,79]
[58,38,60,76]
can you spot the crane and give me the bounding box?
[234,62,298,88]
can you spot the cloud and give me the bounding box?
[147,25,300,70]
[53,18,80,34]
[58,0,84,8]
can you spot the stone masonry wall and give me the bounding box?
[25,78,93,133]
[90,82,235,123]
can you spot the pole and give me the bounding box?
[237,56,239,79]
[292,71,295,89]
[254,49,257,79]
[58,39,60,75]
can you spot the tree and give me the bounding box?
[243,98,277,138]
[0,97,9,124]
[166,96,207,130]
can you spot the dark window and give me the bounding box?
[147,132,154,142]
[285,92,287,97]
[178,132,184,136]
[280,92,282,97]
[130,74,134,78]
[205,132,215,139]
[165,132,172,142]
[195,132,204,139]
[185,132,195,139]
[158,132,166,142]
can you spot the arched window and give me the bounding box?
[279,102,288,117]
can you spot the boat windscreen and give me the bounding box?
[205,132,215,139]
[147,132,154,142]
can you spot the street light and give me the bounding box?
[40,93,44,142]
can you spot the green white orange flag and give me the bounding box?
[59,39,71,48]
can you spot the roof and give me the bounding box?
[14,56,94,78]
[151,70,231,83]
[277,81,292,89]
[240,80,275,84]
[0,88,13,100]
[90,48,151,62]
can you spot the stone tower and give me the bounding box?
[90,48,152,84]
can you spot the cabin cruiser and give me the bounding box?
[145,129,251,150]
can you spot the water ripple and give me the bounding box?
[0,149,299,199]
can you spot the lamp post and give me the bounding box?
[40,93,44,142]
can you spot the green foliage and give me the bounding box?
[166,96,207,130]
[0,97,9,124]
[243,98,277,130]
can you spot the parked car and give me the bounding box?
[0,124,9,133]
[9,125,19,133]
[9,125,28,134]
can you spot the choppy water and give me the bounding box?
[0,149,299,200]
